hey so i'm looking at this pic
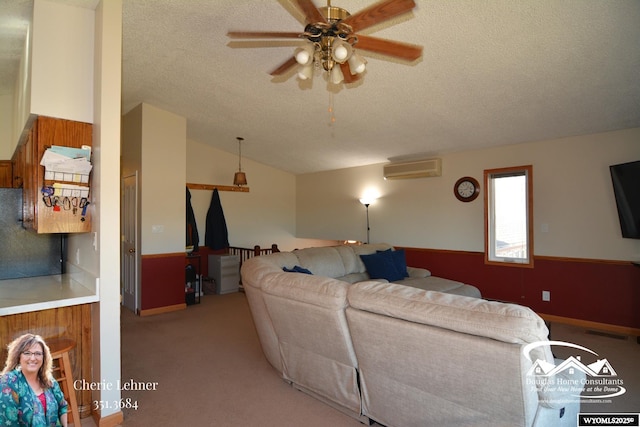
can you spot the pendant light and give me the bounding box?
[233,137,247,186]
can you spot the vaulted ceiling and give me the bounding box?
[2,1,640,174]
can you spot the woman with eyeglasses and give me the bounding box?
[0,333,68,426]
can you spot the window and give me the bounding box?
[484,165,533,267]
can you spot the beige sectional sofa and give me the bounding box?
[241,244,582,426]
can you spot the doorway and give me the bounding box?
[121,173,139,313]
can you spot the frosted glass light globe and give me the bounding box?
[295,50,311,65]
[333,45,349,62]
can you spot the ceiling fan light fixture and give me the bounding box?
[330,64,344,84]
[347,53,366,74]
[331,39,352,63]
[229,0,422,86]
[297,63,314,80]
[294,44,314,65]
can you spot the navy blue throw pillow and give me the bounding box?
[360,252,405,282]
[283,265,313,274]
[377,248,409,278]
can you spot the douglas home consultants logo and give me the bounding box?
[523,340,626,402]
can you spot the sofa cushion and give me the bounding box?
[396,276,481,298]
[351,243,394,273]
[335,272,372,284]
[294,247,346,278]
[348,281,549,344]
[333,245,361,275]
[360,252,405,282]
[406,266,431,278]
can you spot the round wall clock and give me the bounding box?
[454,176,480,202]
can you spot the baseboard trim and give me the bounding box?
[539,313,640,337]
[91,410,123,427]
[139,303,186,317]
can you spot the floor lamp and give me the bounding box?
[359,197,375,244]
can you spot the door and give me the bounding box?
[121,173,139,313]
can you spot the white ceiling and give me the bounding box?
[2,1,640,174]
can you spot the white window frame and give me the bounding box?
[484,165,534,268]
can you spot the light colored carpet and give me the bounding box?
[119,293,364,426]
[97,293,639,426]
[547,322,640,414]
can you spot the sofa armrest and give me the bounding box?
[536,358,586,409]
[406,266,431,278]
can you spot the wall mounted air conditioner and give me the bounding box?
[383,158,442,180]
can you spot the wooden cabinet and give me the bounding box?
[11,143,24,189]
[0,161,12,187]
[16,116,93,233]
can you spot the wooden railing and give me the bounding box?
[228,244,280,276]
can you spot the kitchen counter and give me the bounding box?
[0,268,99,316]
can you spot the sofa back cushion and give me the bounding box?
[241,251,301,289]
[350,243,394,273]
[347,281,549,344]
[261,273,362,414]
[294,246,347,278]
[346,281,550,426]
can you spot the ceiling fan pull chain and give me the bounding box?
[328,92,336,125]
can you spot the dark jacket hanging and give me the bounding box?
[186,187,200,252]
[205,188,230,250]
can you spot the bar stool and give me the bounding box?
[48,338,81,427]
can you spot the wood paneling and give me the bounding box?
[13,116,93,233]
[0,304,93,417]
[0,161,12,188]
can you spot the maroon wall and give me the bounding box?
[140,254,185,311]
[140,248,228,312]
[402,247,640,329]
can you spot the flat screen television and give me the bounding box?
[610,160,640,239]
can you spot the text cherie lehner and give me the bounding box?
[74,379,158,391]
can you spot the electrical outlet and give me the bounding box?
[542,291,551,302]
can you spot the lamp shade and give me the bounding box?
[297,63,314,80]
[233,171,247,186]
[330,64,344,84]
[348,53,366,74]
[359,196,376,206]
[295,44,314,65]
[331,40,352,64]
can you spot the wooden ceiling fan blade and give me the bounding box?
[355,34,422,61]
[294,0,327,24]
[342,0,416,33]
[339,63,361,84]
[270,56,299,76]
[227,31,302,39]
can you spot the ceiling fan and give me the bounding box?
[227,0,423,85]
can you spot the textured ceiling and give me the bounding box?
[2,1,640,174]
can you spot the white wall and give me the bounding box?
[187,139,336,252]
[140,104,187,255]
[31,0,94,123]
[297,128,640,261]
[0,94,12,159]
[12,28,31,150]
[87,0,123,417]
